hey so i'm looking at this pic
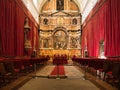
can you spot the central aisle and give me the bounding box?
[18,65,100,90]
[36,65,84,78]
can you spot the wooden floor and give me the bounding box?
[0,61,119,90]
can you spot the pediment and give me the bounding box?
[51,11,72,16]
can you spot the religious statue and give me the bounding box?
[43,38,49,48]
[57,0,64,10]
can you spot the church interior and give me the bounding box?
[0,0,120,90]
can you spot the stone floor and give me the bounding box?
[36,65,55,77]
[18,78,100,90]
[18,65,99,90]
[0,60,119,90]
[64,66,84,78]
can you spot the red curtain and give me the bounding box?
[27,21,34,56]
[81,27,87,57]
[104,0,120,57]
[14,3,25,56]
[0,0,16,56]
[0,0,26,56]
[33,26,39,51]
[0,0,3,55]
[35,27,39,51]
[0,0,39,57]
[82,16,99,57]
[26,20,39,56]
[0,30,1,55]
[82,0,120,57]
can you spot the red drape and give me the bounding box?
[27,21,34,56]
[0,0,39,57]
[0,30,1,55]
[14,3,25,56]
[82,0,120,57]
[33,26,39,51]
[27,20,39,56]
[104,0,120,57]
[0,0,26,56]
[0,0,16,56]
[35,26,39,50]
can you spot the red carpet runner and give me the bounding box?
[50,65,66,78]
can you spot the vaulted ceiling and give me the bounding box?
[22,0,98,23]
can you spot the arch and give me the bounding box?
[39,0,81,13]
[53,27,67,35]
[43,18,48,25]
[72,18,77,25]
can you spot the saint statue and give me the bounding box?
[57,0,64,10]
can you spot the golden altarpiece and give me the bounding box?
[38,0,82,59]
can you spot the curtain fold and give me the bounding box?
[0,0,16,56]
[14,3,25,56]
[0,0,39,57]
[104,0,120,57]
[35,27,39,51]
[82,0,120,57]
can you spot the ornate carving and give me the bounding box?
[53,29,67,49]
[70,36,80,48]
[72,18,77,25]
[43,18,48,25]
[57,0,64,11]
[24,18,31,30]
[24,18,31,49]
